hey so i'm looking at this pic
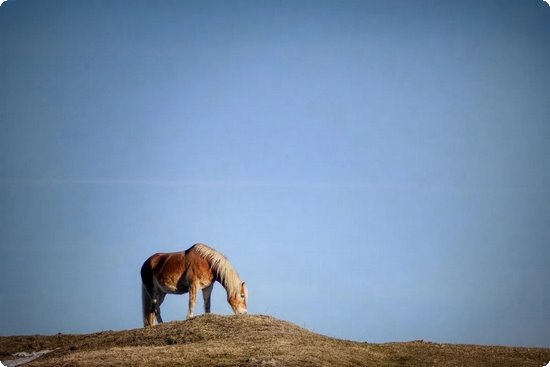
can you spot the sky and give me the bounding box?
[1,0,549,348]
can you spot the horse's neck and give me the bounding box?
[215,269,240,296]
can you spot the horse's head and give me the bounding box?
[228,281,248,315]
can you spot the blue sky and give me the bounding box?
[1,0,549,347]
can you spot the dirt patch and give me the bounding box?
[0,315,548,366]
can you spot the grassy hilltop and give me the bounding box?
[1,314,549,366]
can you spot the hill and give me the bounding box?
[1,314,549,366]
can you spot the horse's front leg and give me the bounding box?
[202,283,214,314]
[187,283,199,319]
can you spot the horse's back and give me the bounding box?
[142,244,206,273]
[142,252,185,275]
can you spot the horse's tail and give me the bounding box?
[141,259,156,327]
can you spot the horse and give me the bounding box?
[140,243,248,327]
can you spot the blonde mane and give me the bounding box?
[192,243,242,296]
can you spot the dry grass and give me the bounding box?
[1,314,549,366]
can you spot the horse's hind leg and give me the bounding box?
[143,284,165,327]
[155,292,166,324]
[202,283,214,314]
[142,283,158,327]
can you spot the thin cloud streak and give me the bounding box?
[0,177,419,189]
[0,177,542,194]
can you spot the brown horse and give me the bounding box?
[140,243,248,326]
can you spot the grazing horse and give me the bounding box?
[140,243,248,327]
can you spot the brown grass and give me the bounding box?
[1,314,549,366]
